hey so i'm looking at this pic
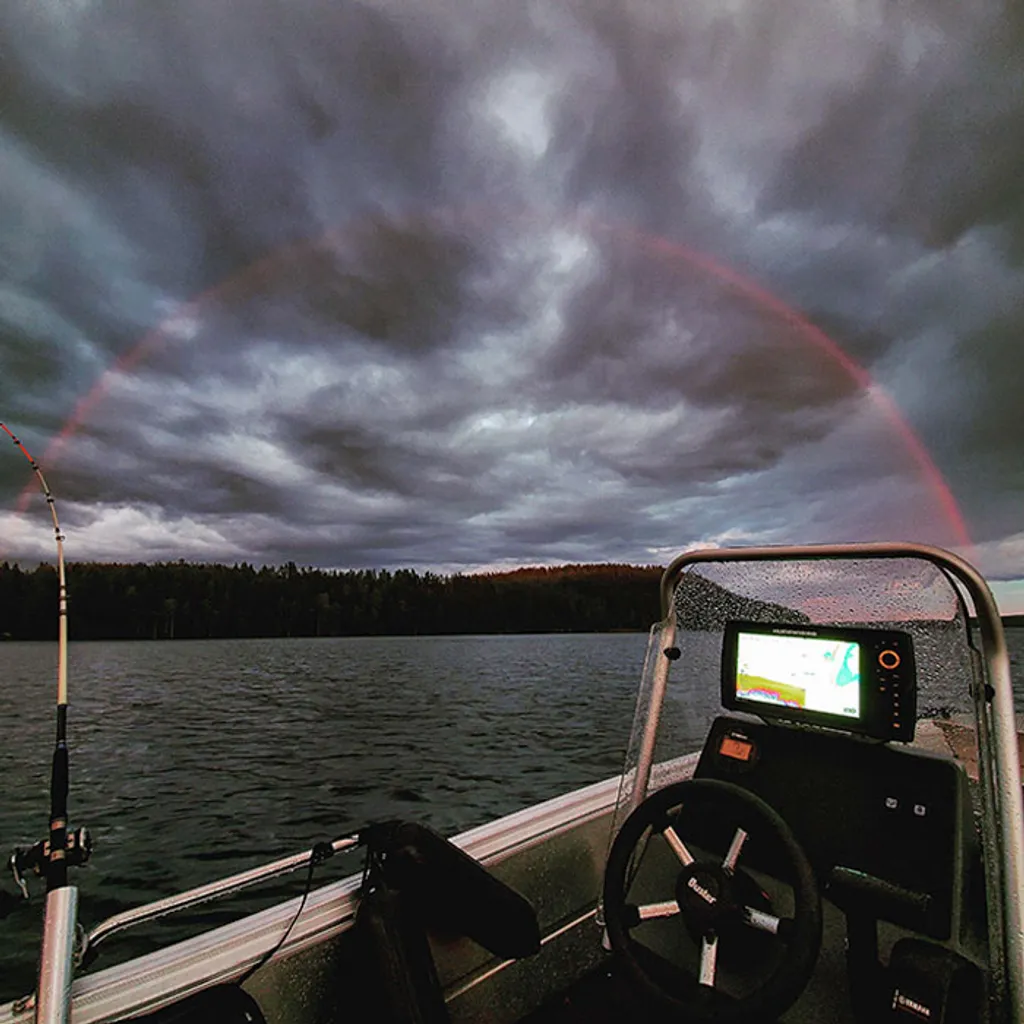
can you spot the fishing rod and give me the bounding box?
[1,423,88,1024]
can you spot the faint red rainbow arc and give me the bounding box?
[607,222,972,550]
[12,212,971,550]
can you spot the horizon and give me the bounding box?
[3,553,1022,618]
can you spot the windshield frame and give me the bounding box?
[626,542,1023,1021]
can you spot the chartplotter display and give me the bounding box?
[720,622,917,741]
[735,632,860,718]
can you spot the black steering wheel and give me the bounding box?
[603,778,821,1023]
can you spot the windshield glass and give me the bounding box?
[613,551,978,829]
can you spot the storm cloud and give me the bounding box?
[1,0,1022,609]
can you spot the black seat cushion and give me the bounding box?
[366,821,540,960]
[351,885,450,1024]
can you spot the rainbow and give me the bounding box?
[10,209,970,551]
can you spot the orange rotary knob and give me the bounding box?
[878,649,901,670]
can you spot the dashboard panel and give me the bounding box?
[694,715,973,938]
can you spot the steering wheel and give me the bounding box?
[603,778,821,1022]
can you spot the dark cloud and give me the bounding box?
[914,314,1024,540]
[0,0,1022,608]
[547,3,698,225]
[293,215,523,354]
[764,10,1024,253]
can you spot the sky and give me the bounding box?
[1,0,1022,611]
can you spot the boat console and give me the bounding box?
[599,542,1023,1024]
[691,618,984,1022]
[695,713,973,941]
[604,614,986,1021]
[706,620,969,940]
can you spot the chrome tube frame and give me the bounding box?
[627,616,676,818]
[651,542,1024,1024]
[35,887,77,1024]
[83,835,358,959]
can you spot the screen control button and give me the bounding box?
[879,649,901,670]
[885,796,899,810]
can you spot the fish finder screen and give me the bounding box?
[735,632,861,719]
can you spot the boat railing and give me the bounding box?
[81,834,359,965]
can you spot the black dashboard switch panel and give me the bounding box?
[886,939,983,1023]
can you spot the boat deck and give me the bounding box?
[521,960,659,1023]
[518,903,860,1024]
[519,952,852,1024]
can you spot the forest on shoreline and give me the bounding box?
[2,560,1021,641]
[0,561,664,640]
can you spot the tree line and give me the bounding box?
[0,561,664,641]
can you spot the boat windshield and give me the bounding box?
[603,545,1024,1021]
[614,552,981,830]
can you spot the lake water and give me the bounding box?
[1,629,1022,1001]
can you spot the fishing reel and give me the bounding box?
[1,827,92,914]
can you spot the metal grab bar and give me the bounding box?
[83,835,359,961]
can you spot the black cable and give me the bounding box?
[235,840,335,988]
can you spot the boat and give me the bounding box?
[1,540,1022,1024]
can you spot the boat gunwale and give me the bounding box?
[1,761,670,1024]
